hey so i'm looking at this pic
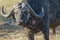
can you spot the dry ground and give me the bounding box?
[0,23,59,40]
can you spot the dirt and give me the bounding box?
[0,23,59,40]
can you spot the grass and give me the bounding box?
[1,0,20,13]
[2,0,20,7]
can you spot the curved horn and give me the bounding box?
[26,3,45,18]
[1,6,14,18]
[1,2,22,18]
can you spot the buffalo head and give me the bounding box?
[1,2,45,25]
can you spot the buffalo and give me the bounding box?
[1,0,60,40]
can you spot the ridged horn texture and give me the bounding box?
[1,6,15,18]
[26,3,45,19]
